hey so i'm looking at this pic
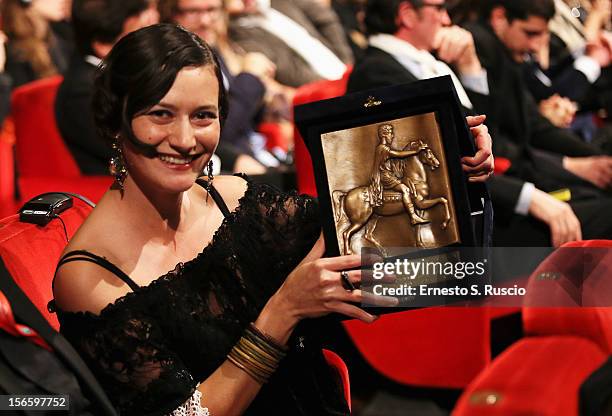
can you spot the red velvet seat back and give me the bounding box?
[11,76,80,177]
[322,349,351,411]
[453,336,607,416]
[523,240,612,353]
[0,204,92,330]
[9,77,113,208]
[0,118,17,217]
[344,308,490,388]
[292,69,352,196]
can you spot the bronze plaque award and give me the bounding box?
[322,113,459,256]
[295,76,490,259]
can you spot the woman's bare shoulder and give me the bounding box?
[54,258,132,315]
[54,207,131,315]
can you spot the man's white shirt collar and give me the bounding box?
[368,33,475,109]
[85,55,103,67]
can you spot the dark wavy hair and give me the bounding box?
[483,0,555,22]
[72,0,151,57]
[365,0,423,35]
[92,23,228,151]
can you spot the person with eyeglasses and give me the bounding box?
[348,0,492,124]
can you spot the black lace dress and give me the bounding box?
[53,179,349,416]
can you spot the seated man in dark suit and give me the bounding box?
[465,0,612,178]
[54,0,160,175]
[349,0,612,246]
[347,0,490,114]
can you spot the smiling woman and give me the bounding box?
[128,66,221,193]
[49,23,384,416]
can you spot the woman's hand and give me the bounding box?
[255,235,396,345]
[462,115,494,182]
[276,234,381,322]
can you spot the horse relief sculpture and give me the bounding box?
[332,123,452,256]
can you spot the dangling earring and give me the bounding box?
[205,159,214,201]
[207,159,214,184]
[109,140,128,189]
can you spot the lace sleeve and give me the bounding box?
[170,390,210,416]
[64,307,197,416]
[248,182,321,275]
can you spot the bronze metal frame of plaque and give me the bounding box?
[295,76,489,258]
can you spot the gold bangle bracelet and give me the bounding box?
[231,344,276,375]
[227,353,267,384]
[226,324,289,385]
[247,323,288,353]
[234,343,278,372]
[230,341,276,377]
[228,348,271,380]
[239,336,282,366]
[243,330,286,359]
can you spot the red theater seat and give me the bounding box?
[10,76,112,212]
[454,241,612,415]
[292,69,352,196]
[0,118,17,217]
[322,349,351,411]
[0,202,93,330]
[523,240,612,353]
[452,336,607,416]
[344,308,490,389]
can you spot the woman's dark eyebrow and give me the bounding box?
[152,103,218,112]
[154,102,177,110]
[193,105,219,112]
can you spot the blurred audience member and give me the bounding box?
[54,0,159,175]
[528,0,612,146]
[466,0,607,157]
[0,0,71,88]
[212,6,294,166]
[345,0,496,242]
[228,0,352,87]
[348,0,490,113]
[562,0,611,41]
[447,0,484,25]
[463,0,612,245]
[331,0,368,59]
[528,2,611,108]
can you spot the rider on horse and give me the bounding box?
[369,123,430,225]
